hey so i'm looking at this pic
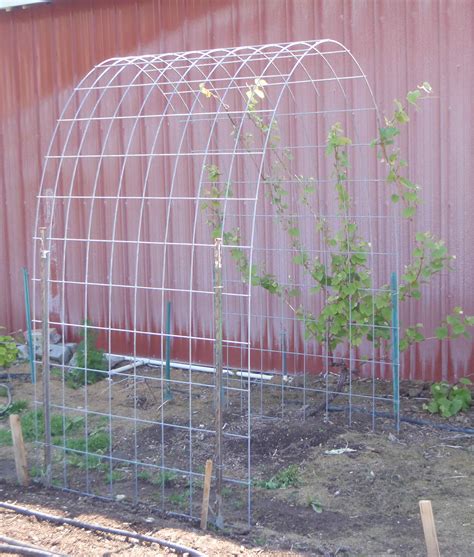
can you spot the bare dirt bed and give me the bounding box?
[0,366,473,556]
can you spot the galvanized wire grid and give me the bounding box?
[32,40,400,527]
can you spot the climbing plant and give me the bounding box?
[0,328,18,368]
[199,79,474,391]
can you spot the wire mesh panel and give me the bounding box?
[32,40,400,526]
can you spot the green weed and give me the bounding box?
[0,429,11,445]
[307,497,323,513]
[138,469,178,487]
[0,399,28,419]
[256,464,301,489]
[0,410,84,447]
[67,323,108,389]
[167,490,189,508]
[137,470,152,482]
[106,469,126,482]
[424,377,472,418]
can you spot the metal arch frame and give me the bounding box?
[32,39,400,526]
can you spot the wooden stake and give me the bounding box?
[9,414,29,486]
[419,500,441,557]
[213,238,224,529]
[200,459,213,530]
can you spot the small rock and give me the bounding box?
[69,353,78,368]
[49,344,73,364]
[29,328,62,356]
[10,330,26,344]
[407,386,423,398]
[115,494,126,501]
[16,344,30,361]
[145,517,154,523]
[66,342,78,352]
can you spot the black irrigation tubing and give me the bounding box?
[0,546,58,556]
[0,535,66,556]
[327,405,474,434]
[0,502,207,557]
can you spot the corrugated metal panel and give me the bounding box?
[1,0,473,382]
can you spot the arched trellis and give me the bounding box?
[32,40,399,526]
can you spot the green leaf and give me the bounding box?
[446,315,458,326]
[439,403,453,418]
[293,253,307,266]
[387,170,397,183]
[459,377,472,385]
[452,323,466,336]
[406,89,421,105]
[403,207,415,219]
[394,100,409,123]
[310,501,323,513]
[379,126,400,142]
[435,327,448,340]
[288,288,301,298]
[404,191,419,203]
[391,193,400,203]
[450,397,464,415]
[426,400,439,413]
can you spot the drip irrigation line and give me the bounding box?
[0,373,31,380]
[0,545,58,556]
[0,535,66,556]
[0,502,206,557]
[327,405,474,434]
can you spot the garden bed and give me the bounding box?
[0,363,473,556]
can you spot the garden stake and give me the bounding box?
[281,327,287,413]
[22,267,36,384]
[9,414,29,486]
[164,301,173,400]
[390,272,400,432]
[419,500,441,557]
[200,459,213,530]
[40,227,52,487]
[213,237,224,529]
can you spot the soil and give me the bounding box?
[0,363,473,556]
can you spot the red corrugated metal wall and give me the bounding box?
[1,0,473,382]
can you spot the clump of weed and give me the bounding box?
[424,377,472,418]
[0,399,28,419]
[0,330,18,368]
[307,496,323,513]
[256,464,301,489]
[67,323,107,389]
[0,429,11,445]
[138,469,178,487]
[106,469,126,483]
[168,490,189,509]
[0,409,84,447]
